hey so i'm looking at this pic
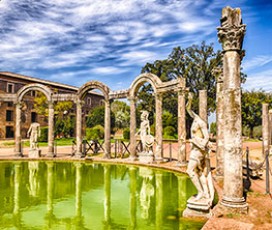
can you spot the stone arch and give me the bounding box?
[16,83,53,103]
[75,80,111,159]
[129,73,162,98]
[14,83,55,157]
[77,81,110,101]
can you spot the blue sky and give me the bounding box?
[0,0,272,91]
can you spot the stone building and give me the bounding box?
[0,72,103,140]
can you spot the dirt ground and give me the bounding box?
[0,140,271,229]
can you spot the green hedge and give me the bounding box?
[38,126,48,142]
[86,125,104,140]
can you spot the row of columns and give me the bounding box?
[129,90,187,163]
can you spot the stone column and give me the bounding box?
[178,90,186,164]
[104,100,111,159]
[15,102,23,157]
[262,104,270,158]
[129,97,137,159]
[217,6,247,212]
[75,100,83,158]
[213,67,224,177]
[155,93,163,160]
[199,90,208,124]
[47,101,55,157]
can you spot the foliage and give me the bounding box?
[253,125,262,139]
[38,126,48,142]
[123,128,130,140]
[112,100,130,129]
[34,92,75,138]
[86,105,115,132]
[163,126,176,139]
[162,110,177,132]
[85,125,104,140]
[241,90,272,137]
[210,122,216,136]
[141,42,226,115]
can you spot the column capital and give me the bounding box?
[217,7,246,52]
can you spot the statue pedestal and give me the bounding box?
[29,149,41,158]
[138,152,154,164]
[183,196,212,218]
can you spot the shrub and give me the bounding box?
[163,126,176,139]
[86,125,104,140]
[39,126,48,142]
[123,128,130,140]
[253,125,262,139]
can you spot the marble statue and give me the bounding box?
[27,122,41,150]
[186,92,213,202]
[136,111,154,155]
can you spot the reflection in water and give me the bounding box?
[28,161,40,197]
[139,167,155,220]
[0,161,205,229]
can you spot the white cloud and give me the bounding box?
[244,69,272,91]
[242,55,272,71]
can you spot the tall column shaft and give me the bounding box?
[199,90,208,124]
[15,103,22,156]
[129,98,137,159]
[217,6,247,211]
[75,101,83,157]
[214,68,224,177]
[262,104,270,157]
[104,100,111,158]
[155,93,163,160]
[47,102,54,157]
[178,90,186,164]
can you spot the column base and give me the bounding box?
[14,151,23,157]
[183,196,212,218]
[74,152,84,158]
[29,149,41,158]
[219,196,248,214]
[103,153,111,159]
[46,152,55,157]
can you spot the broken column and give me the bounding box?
[199,90,208,124]
[213,67,224,177]
[217,6,247,212]
[262,104,270,158]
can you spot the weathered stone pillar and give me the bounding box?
[178,90,186,164]
[15,102,23,157]
[217,6,247,212]
[47,101,55,157]
[75,100,83,157]
[199,90,208,124]
[262,104,270,158]
[129,97,137,159]
[213,67,224,177]
[155,93,163,160]
[104,100,111,158]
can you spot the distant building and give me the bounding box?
[0,72,104,139]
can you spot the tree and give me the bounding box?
[86,105,115,132]
[34,92,75,138]
[241,90,272,138]
[111,100,130,129]
[141,42,226,115]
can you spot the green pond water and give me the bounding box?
[0,161,205,229]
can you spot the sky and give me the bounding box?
[0,0,272,92]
